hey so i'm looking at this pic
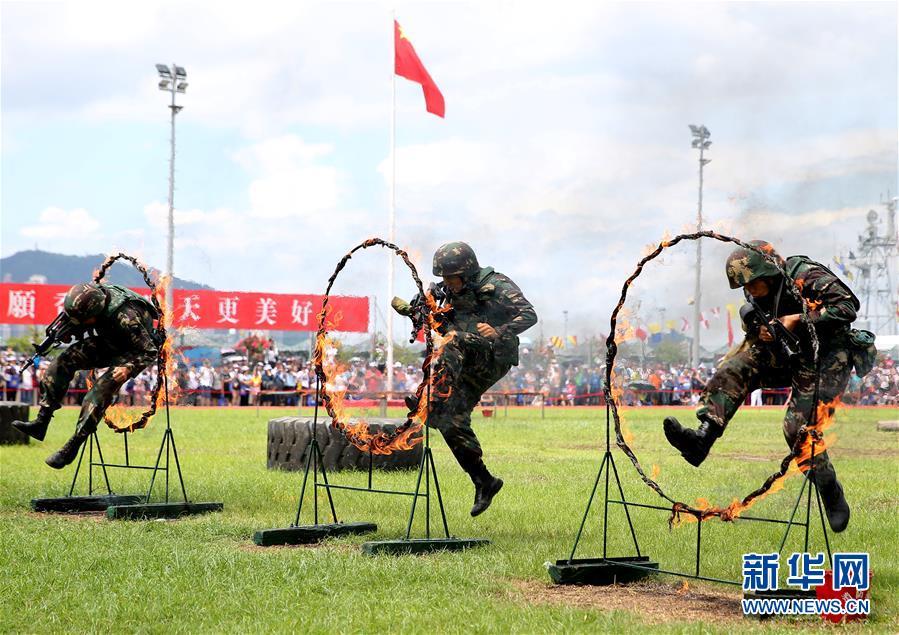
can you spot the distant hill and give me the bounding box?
[0,250,212,290]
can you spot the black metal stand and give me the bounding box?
[31,432,143,514]
[32,375,223,519]
[106,374,223,519]
[548,405,832,587]
[254,378,489,554]
[31,431,143,513]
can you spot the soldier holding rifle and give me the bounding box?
[663,240,876,533]
[393,242,537,517]
[13,282,160,469]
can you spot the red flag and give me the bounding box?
[395,20,445,117]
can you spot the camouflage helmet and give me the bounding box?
[433,241,480,278]
[63,282,109,322]
[725,240,785,289]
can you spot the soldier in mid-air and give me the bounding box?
[13,282,160,469]
[663,240,876,533]
[393,242,537,516]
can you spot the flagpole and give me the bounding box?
[386,12,397,395]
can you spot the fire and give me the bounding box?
[792,398,839,472]
[311,285,467,455]
[102,275,181,433]
[670,399,840,526]
[608,368,634,445]
[650,464,661,480]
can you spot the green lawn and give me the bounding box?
[1,404,897,633]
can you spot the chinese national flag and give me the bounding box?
[395,20,445,118]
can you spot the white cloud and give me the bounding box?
[20,207,101,240]
[3,2,895,340]
[231,135,333,173]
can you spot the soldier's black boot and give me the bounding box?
[45,430,91,470]
[810,468,851,533]
[663,416,722,467]
[469,464,503,517]
[11,406,54,442]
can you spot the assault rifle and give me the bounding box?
[391,282,451,343]
[18,312,84,374]
[739,300,802,364]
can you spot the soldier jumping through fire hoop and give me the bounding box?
[662,240,877,533]
[392,242,537,517]
[12,282,160,469]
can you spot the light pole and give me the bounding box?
[156,63,188,326]
[688,124,711,367]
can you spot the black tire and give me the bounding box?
[0,403,30,445]
[266,417,423,472]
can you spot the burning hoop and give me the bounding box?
[606,231,828,525]
[313,237,446,455]
[92,253,172,433]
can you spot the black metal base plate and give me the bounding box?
[31,495,143,513]
[253,522,378,546]
[106,501,223,520]
[547,556,659,585]
[743,589,817,620]
[361,537,490,555]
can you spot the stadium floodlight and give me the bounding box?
[688,123,712,368]
[155,63,188,326]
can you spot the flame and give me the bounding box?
[102,275,182,432]
[792,398,839,472]
[650,464,661,480]
[671,399,840,526]
[313,293,433,454]
[608,368,634,445]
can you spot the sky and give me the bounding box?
[2,1,897,346]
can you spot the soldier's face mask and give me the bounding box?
[442,275,465,294]
[745,278,770,299]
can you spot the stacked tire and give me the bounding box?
[0,403,30,445]
[267,417,423,472]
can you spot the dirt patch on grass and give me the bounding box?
[511,578,747,625]
[833,447,899,459]
[562,443,604,452]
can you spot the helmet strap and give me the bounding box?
[99,284,111,316]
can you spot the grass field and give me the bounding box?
[1,404,897,633]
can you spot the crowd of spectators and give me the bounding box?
[493,362,720,406]
[2,348,897,408]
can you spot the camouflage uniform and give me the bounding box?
[15,282,160,468]
[429,265,537,478]
[395,242,537,515]
[664,242,863,532]
[41,285,160,435]
[699,255,859,473]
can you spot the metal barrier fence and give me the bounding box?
[1,386,798,411]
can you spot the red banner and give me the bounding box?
[0,284,369,332]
